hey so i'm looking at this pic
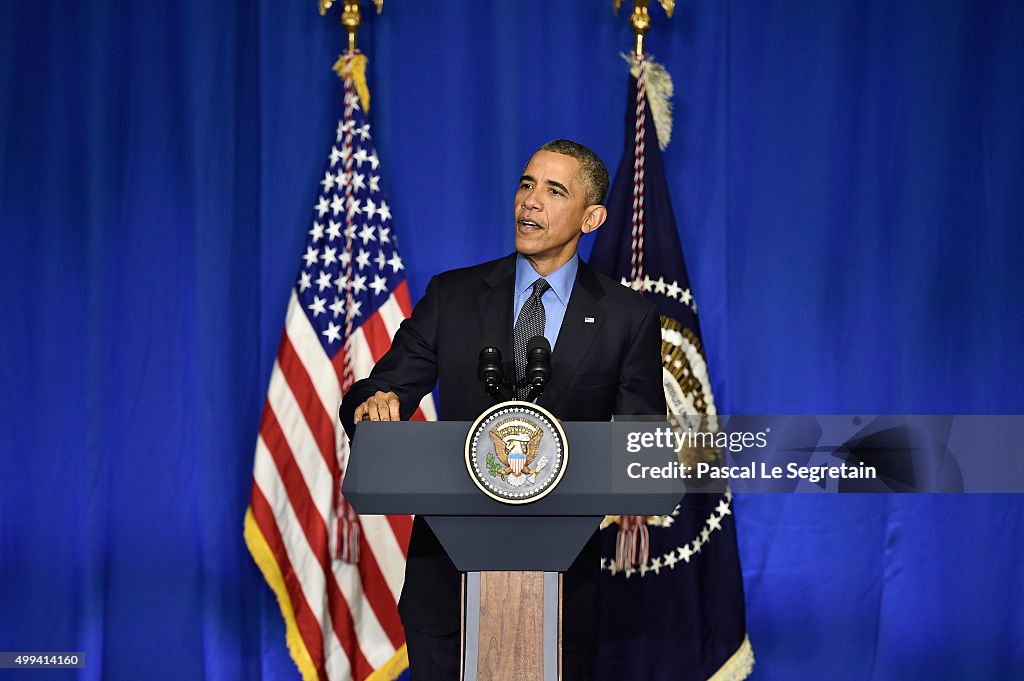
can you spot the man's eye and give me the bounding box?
[548,188,563,196]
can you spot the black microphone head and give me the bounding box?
[478,346,503,385]
[525,336,552,387]
[526,335,551,358]
[479,346,502,366]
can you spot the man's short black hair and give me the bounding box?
[536,139,610,206]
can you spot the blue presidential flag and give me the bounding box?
[588,56,753,681]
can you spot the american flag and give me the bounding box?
[244,53,434,681]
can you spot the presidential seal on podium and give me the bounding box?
[465,401,569,504]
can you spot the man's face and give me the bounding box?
[514,150,602,273]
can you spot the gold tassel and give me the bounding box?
[332,52,371,112]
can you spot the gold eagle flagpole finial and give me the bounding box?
[614,0,674,56]
[318,0,382,111]
[613,0,676,149]
[318,0,384,54]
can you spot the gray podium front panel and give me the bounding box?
[344,420,683,517]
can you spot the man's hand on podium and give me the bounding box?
[353,390,401,424]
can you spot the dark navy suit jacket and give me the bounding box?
[339,252,665,648]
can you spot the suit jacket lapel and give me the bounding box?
[476,253,517,376]
[541,260,606,410]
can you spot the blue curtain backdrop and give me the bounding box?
[2,1,1022,680]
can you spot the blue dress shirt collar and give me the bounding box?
[514,252,578,307]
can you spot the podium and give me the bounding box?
[344,418,681,681]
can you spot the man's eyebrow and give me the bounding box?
[519,175,572,196]
[545,180,570,195]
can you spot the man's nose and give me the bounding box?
[521,187,542,210]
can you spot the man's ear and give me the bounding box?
[581,205,608,234]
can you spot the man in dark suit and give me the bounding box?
[339,139,665,680]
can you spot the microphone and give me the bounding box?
[525,336,552,400]
[477,346,504,400]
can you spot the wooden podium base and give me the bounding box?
[461,571,561,681]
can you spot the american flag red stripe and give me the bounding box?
[392,280,413,316]
[245,51,435,681]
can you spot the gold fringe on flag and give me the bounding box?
[364,644,410,681]
[243,508,319,681]
[707,635,756,681]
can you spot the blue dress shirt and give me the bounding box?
[513,252,578,351]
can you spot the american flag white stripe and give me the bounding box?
[418,395,437,420]
[376,296,408,338]
[356,515,408,599]
[345,328,377,383]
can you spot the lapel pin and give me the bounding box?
[584,316,595,324]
